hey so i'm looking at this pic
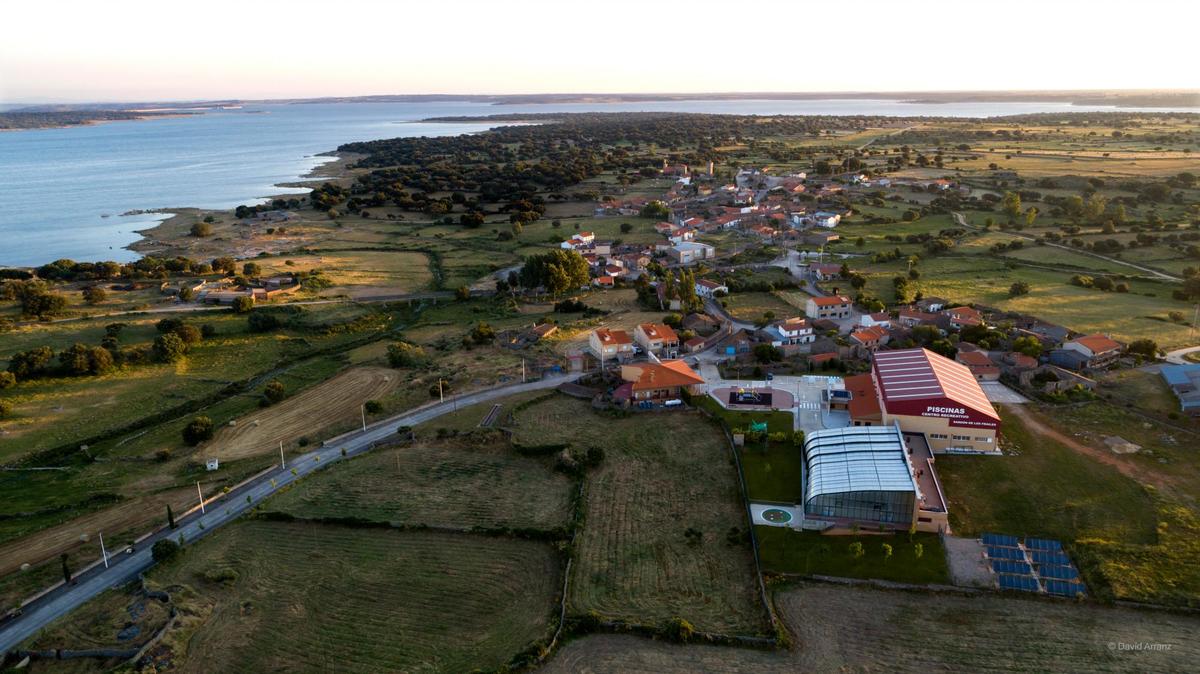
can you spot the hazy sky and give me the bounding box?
[1,0,1194,103]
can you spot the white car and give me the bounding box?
[663,399,683,407]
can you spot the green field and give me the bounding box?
[510,395,768,635]
[143,521,562,673]
[264,439,575,531]
[756,527,948,584]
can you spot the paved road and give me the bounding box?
[1165,345,1200,365]
[0,374,573,655]
[950,212,1181,282]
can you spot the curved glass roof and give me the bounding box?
[804,425,917,502]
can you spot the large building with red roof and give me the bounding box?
[849,348,1001,453]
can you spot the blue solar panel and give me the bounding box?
[1044,580,1086,597]
[987,546,1025,560]
[982,533,1020,548]
[998,573,1039,592]
[1038,564,1079,580]
[991,560,1032,575]
[1025,538,1063,551]
[1031,550,1071,566]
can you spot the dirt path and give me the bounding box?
[1004,403,1176,492]
[951,212,1181,282]
[210,366,401,461]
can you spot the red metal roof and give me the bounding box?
[872,348,999,422]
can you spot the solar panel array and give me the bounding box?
[982,533,1020,547]
[981,534,1085,597]
[991,560,1032,575]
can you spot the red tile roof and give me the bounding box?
[810,295,851,307]
[1069,333,1122,355]
[638,323,679,343]
[623,360,705,391]
[594,327,631,344]
[844,373,883,421]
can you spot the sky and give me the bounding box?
[0,0,1195,104]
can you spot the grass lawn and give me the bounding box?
[739,444,804,503]
[143,521,562,673]
[510,395,768,635]
[720,291,799,322]
[755,527,948,584]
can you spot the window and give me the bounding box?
[929,433,948,440]
[975,436,992,443]
[952,434,971,441]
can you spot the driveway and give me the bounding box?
[1165,345,1200,365]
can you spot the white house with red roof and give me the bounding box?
[806,295,853,320]
[589,327,633,361]
[694,279,728,298]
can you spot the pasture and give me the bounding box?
[264,439,574,531]
[510,395,767,635]
[147,521,562,673]
[541,583,1200,673]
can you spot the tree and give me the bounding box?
[882,543,893,563]
[849,541,864,559]
[639,200,670,220]
[364,400,383,414]
[620,222,633,234]
[182,416,214,445]
[174,324,202,345]
[387,341,427,368]
[455,285,471,301]
[190,221,213,237]
[0,371,15,389]
[82,285,107,305]
[754,343,783,363]
[263,380,286,404]
[153,332,188,363]
[1001,191,1022,222]
[212,257,236,275]
[914,543,924,560]
[151,538,180,563]
[0,400,11,419]
[242,262,262,277]
[1012,336,1043,359]
[60,553,72,585]
[519,249,590,296]
[1127,339,1159,358]
[167,504,176,530]
[468,322,496,345]
[231,296,254,314]
[661,617,695,644]
[7,346,54,380]
[1008,280,1031,297]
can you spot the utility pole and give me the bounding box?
[361,404,367,432]
[438,379,444,404]
[99,532,109,569]
[279,441,286,469]
[196,481,205,514]
[522,358,526,383]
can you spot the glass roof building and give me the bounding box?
[803,424,918,527]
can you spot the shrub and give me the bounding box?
[0,372,15,389]
[364,400,383,414]
[200,323,217,338]
[247,310,282,332]
[190,222,213,237]
[386,341,427,368]
[182,416,214,445]
[202,568,239,584]
[81,285,107,305]
[661,617,695,643]
[151,539,180,563]
[263,380,286,404]
[0,400,11,418]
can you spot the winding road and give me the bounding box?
[0,373,573,655]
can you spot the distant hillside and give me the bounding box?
[0,110,188,130]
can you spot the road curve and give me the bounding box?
[0,373,573,654]
[1165,345,1200,365]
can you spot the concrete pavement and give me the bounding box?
[0,373,572,655]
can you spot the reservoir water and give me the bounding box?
[1,98,1195,266]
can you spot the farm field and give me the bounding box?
[264,439,574,531]
[510,395,767,635]
[254,249,434,299]
[139,521,562,673]
[209,366,400,461]
[541,583,1200,673]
